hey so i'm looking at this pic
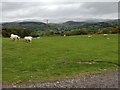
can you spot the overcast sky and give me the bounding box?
[1,0,119,23]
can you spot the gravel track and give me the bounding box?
[2,70,119,88]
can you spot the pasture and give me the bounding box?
[2,34,118,84]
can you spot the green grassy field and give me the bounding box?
[2,34,118,84]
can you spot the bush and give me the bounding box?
[2,28,33,38]
[63,29,88,36]
[30,32,39,37]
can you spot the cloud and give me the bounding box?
[82,2,118,15]
[2,0,119,2]
[1,1,118,23]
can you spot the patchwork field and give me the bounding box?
[2,34,118,84]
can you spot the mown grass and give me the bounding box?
[2,34,118,84]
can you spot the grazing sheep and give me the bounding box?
[37,37,40,39]
[10,34,20,41]
[64,35,66,36]
[17,36,20,40]
[24,36,33,43]
[88,35,92,38]
[103,34,108,37]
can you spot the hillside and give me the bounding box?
[2,19,119,31]
[2,19,119,37]
[2,21,49,32]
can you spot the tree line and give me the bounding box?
[2,26,119,37]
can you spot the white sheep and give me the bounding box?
[10,34,20,41]
[88,35,92,38]
[64,35,66,36]
[24,36,33,43]
[103,34,108,37]
[37,37,40,39]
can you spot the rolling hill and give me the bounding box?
[1,19,119,37]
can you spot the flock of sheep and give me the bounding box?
[10,34,33,43]
[10,33,109,43]
[88,34,109,39]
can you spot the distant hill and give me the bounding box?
[2,19,119,32]
[2,21,49,32]
[2,19,119,37]
[63,21,86,25]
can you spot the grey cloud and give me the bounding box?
[2,2,28,11]
[1,2,118,23]
[82,2,118,15]
[2,0,120,2]
[2,2,43,12]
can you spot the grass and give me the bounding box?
[2,34,118,84]
[0,37,2,82]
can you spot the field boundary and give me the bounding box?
[76,60,119,67]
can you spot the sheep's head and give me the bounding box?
[11,34,14,36]
[17,36,20,40]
